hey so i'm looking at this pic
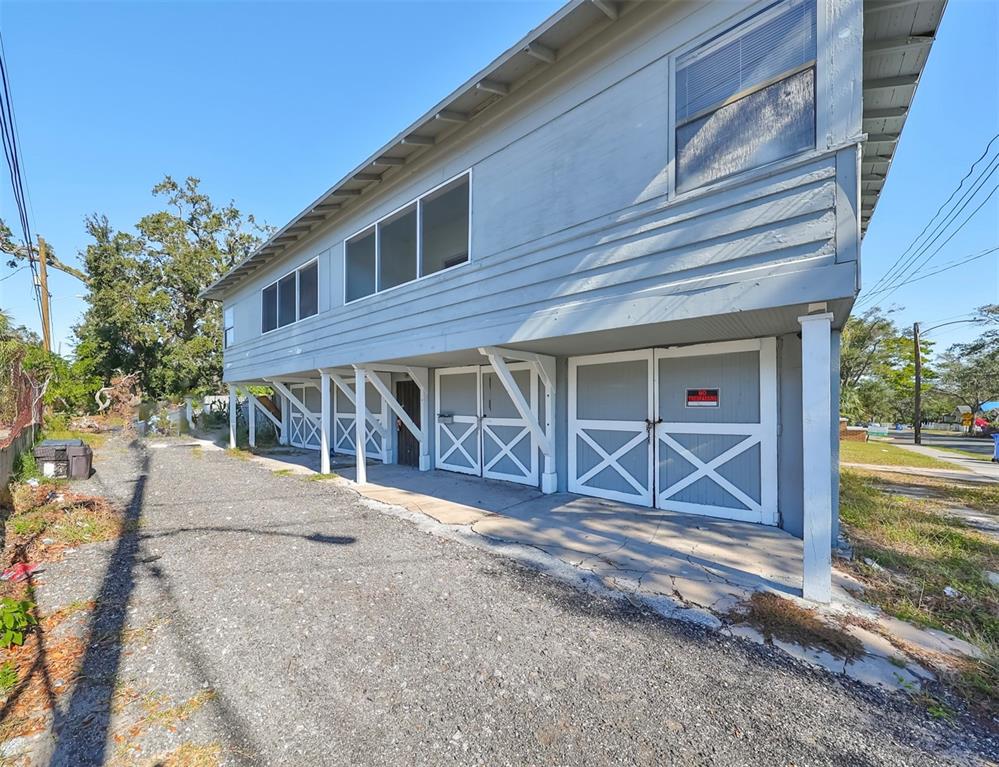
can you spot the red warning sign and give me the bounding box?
[686,388,719,408]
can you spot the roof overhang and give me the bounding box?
[860,0,947,234]
[202,0,630,301]
[203,0,948,300]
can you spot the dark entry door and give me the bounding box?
[396,380,421,467]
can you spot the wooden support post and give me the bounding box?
[320,369,332,474]
[799,312,834,603]
[36,237,52,353]
[354,367,367,483]
[228,385,237,449]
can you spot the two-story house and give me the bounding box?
[203,0,944,602]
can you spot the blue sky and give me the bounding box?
[0,0,996,355]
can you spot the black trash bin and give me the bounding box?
[33,439,93,480]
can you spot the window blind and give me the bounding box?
[676,0,816,123]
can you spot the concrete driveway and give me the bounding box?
[30,437,997,766]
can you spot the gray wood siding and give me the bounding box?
[221,0,862,382]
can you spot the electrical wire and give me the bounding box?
[0,30,42,327]
[865,133,999,296]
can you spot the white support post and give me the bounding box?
[185,398,196,433]
[228,384,237,449]
[319,369,332,474]
[537,356,557,494]
[248,391,256,448]
[354,366,367,483]
[799,312,834,603]
[329,371,384,438]
[279,391,290,446]
[406,366,431,471]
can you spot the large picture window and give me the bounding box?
[261,258,320,333]
[345,173,470,302]
[675,0,816,193]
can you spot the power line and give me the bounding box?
[858,156,999,309]
[0,30,42,328]
[860,181,999,308]
[865,133,999,296]
[861,244,999,300]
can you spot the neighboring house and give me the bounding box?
[203,0,944,601]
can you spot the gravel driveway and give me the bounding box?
[31,437,996,766]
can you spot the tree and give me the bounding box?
[838,307,934,424]
[933,307,999,433]
[73,176,270,397]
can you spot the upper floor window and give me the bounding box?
[261,259,319,333]
[345,173,470,302]
[223,307,234,349]
[675,0,816,193]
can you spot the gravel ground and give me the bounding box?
[28,436,999,766]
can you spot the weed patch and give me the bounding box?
[303,472,338,481]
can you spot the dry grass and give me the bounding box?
[142,742,223,767]
[839,469,999,716]
[736,592,863,659]
[0,622,87,741]
[112,689,218,764]
[3,482,125,569]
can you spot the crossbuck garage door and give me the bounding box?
[332,379,387,461]
[569,339,777,524]
[435,364,538,486]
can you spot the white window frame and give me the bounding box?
[223,307,235,349]
[260,257,319,334]
[667,0,818,200]
[343,169,472,305]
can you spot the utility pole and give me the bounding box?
[913,321,922,445]
[37,236,52,353]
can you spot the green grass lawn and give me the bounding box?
[839,469,999,716]
[840,439,963,470]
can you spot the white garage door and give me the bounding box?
[435,364,539,486]
[569,339,777,524]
